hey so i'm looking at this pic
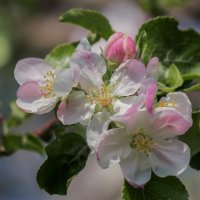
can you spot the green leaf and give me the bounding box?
[59,9,114,40]
[190,152,200,170]
[37,133,90,195]
[158,64,183,92]
[179,112,200,156]
[122,174,188,200]
[136,17,200,80]
[183,82,200,92]
[2,134,44,155]
[45,43,76,68]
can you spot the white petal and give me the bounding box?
[87,110,111,150]
[120,150,151,186]
[146,57,159,80]
[54,68,79,97]
[17,97,57,114]
[70,51,106,92]
[14,58,52,85]
[57,91,95,125]
[157,92,192,119]
[76,38,91,52]
[96,128,131,169]
[110,59,146,96]
[150,139,190,177]
[112,95,145,115]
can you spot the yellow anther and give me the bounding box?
[157,100,176,108]
[131,129,152,156]
[87,84,113,107]
[40,70,55,98]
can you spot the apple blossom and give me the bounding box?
[57,38,158,125]
[92,107,192,187]
[14,58,79,114]
[104,32,136,65]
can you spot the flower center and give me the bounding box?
[40,70,55,98]
[157,100,176,108]
[87,84,113,107]
[130,129,153,156]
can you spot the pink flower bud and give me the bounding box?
[104,32,136,65]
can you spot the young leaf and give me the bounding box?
[136,17,200,80]
[45,43,76,68]
[59,9,114,40]
[2,134,44,155]
[37,133,90,195]
[183,82,200,92]
[158,64,183,92]
[179,112,200,156]
[122,174,188,200]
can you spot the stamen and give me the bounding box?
[157,100,176,108]
[86,84,113,107]
[130,129,152,156]
[40,70,55,98]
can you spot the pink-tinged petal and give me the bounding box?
[156,92,192,120]
[54,68,79,97]
[87,111,111,150]
[16,82,57,114]
[17,81,42,102]
[57,91,95,125]
[96,128,131,169]
[70,51,106,92]
[139,79,157,113]
[110,59,146,96]
[14,58,52,85]
[76,38,91,52]
[150,139,190,177]
[151,110,193,139]
[120,150,151,187]
[146,57,159,80]
[123,36,136,61]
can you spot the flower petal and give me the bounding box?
[54,68,79,97]
[146,57,159,80]
[96,128,131,169]
[150,139,190,177]
[112,95,145,115]
[151,110,192,139]
[157,92,192,119]
[16,81,57,114]
[110,59,146,96]
[70,51,106,92]
[139,79,157,113]
[87,110,111,150]
[57,91,95,125]
[120,150,151,186]
[76,38,91,52]
[14,58,52,85]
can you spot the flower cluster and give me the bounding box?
[14,32,192,187]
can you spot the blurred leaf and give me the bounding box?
[136,30,147,60]
[179,112,200,156]
[158,64,183,92]
[45,43,76,68]
[37,133,90,195]
[190,152,200,170]
[3,101,29,133]
[2,134,44,155]
[122,174,188,200]
[136,17,200,81]
[59,9,114,40]
[183,82,200,92]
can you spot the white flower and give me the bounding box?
[57,38,158,125]
[14,58,79,114]
[88,106,192,186]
